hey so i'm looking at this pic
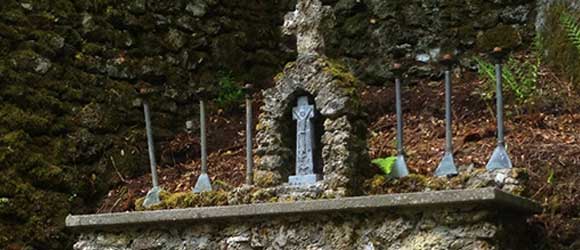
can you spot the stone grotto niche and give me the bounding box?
[255,56,369,196]
[254,0,369,196]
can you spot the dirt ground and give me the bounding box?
[98,64,579,249]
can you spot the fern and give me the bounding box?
[560,12,580,54]
[475,55,539,103]
[215,71,244,112]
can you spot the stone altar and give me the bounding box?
[68,188,540,250]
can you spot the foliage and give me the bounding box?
[215,71,244,112]
[560,12,580,54]
[474,53,540,104]
[371,156,397,175]
[541,4,580,91]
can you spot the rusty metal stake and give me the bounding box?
[486,47,513,171]
[435,54,458,177]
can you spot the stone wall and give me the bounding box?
[74,209,528,250]
[299,0,537,84]
[0,0,292,248]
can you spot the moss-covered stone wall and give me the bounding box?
[0,0,292,248]
[537,1,580,91]
[311,0,536,84]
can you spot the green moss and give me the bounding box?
[82,42,106,55]
[0,8,29,25]
[250,188,277,203]
[342,13,369,37]
[322,59,358,87]
[0,23,24,40]
[476,24,522,52]
[136,190,230,210]
[0,104,54,135]
[254,170,282,188]
[274,71,285,82]
[364,174,428,194]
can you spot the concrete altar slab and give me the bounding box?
[66,188,540,230]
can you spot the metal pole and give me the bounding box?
[144,101,159,188]
[245,85,254,185]
[435,54,458,176]
[486,47,512,170]
[395,78,404,155]
[496,63,504,145]
[200,99,208,175]
[193,98,212,192]
[444,70,453,153]
[142,100,161,207]
[391,63,409,178]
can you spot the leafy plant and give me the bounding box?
[560,12,580,54]
[371,156,397,175]
[215,71,244,112]
[475,54,540,104]
[547,168,555,185]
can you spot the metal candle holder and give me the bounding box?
[390,63,409,178]
[142,99,162,207]
[486,47,513,170]
[243,84,254,185]
[193,91,212,193]
[435,54,458,177]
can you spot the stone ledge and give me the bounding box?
[66,188,540,230]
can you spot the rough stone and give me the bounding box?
[257,56,368,196]
[0,1,293,248]
[186,1,209,17]
[316,0,536,84]
[68,189,539,250]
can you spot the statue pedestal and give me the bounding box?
[289,174,321,186]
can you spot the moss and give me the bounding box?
[0,23,24,40]
[0,104,54,135]
[249,188,278,203]
[0,8,29,25]
[0,170,70,248]
[476,24,522,52]
[364,174,428,194]
[254,170,282,188]
[322,58,358,87]
[342,13,370,37]
[136,190,230,210]
[82,42,106,56]
[274,71,285,82]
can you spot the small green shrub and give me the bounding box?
[215,71,244,112]
[560,12,580,54]
[371,156,397,175]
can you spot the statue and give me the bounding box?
[289,96,320,185]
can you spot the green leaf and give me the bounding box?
[561,12,580,54]
[547,168,555,185]
[371,156,397,175]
